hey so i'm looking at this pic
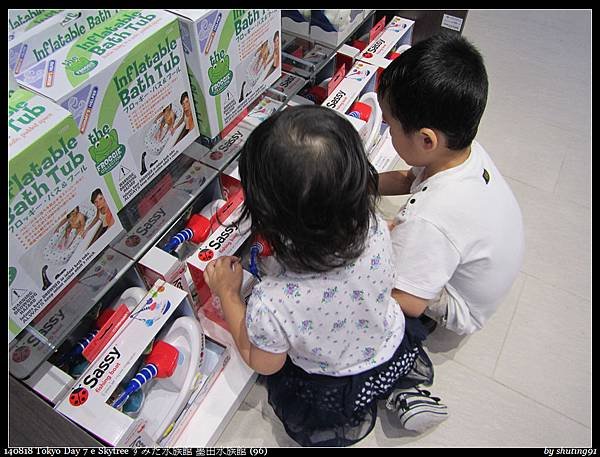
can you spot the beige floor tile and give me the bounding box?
[494,275,591,427]
[424,273,526,378]
[363,354,591,447]
[508,177,591,300]
[215,401,299,447]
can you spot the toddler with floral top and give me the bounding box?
[203,105,448,447]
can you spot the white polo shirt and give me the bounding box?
[390,140,524,335]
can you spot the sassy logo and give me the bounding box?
[208,50,233,96]
[69,387,89,406]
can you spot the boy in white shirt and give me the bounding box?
[377,33,525,335]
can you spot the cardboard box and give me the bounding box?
[357,16,415,71]
[54,280,197,446]
[8,89,123,342]
[156,336,230,446]
[9,10,120,76]
[281,10,311,37]
[310,10,364,47]
[8,9,63,39]
[15,10,200,212]
[268,71,308,100]
[187,187,251,310]
[321,60,377,114]
[137,246,196,305]
[169,9,281,139]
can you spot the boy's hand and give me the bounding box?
[203,256,243,300]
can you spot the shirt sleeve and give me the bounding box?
[390,216,460,300]
[245,290,289,354]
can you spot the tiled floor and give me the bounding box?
[215,10,592,447]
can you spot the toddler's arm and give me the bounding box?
[378,169,416,196]
[204,256,287,375]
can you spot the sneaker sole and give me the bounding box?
[399,403,449,433]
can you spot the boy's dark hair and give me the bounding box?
[238,105,379,273]
[180,91,188,103]
[378,33,488,150]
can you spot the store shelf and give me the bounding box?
[281,10,375,82]
[8,59,315,381]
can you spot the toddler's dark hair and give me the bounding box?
[378,33,488,150]
[238,105,379,273]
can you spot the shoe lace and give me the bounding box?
[386,387,442,411]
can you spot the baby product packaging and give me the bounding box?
[357,16,414,71]
[168,9,282,139]
[15,10,200,213]
[55,280,191,446]
[310,10,364,47]
[281,10,311,37]
[9,10,120,76]
[321,60,377,114]
[8,9,63,40]
[186,176,251,311]
[8,89,123,342]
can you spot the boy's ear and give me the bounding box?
[419,128,438,151]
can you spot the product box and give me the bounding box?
[8,9,63,40]
[367,126,405,173]
[239,95,284,128]
[310,10,364,47]
[268,70,309,100]
[321,60,377,114]
[281,10,311,37]
[9,10,120,76]
[155,336,230,446]
[8,89,123,342]
[197,121,254,170]
[55,280,199,446]
[357,16,415,71]
[187,183,251,310]
[137,246,196,304]
[169,9,282,139]
[202,269,256,331]
[15,10,200,212]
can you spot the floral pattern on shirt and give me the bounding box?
[321,286,338,304]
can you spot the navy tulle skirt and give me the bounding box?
[265,317,434,447]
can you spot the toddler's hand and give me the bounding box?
[203,256,243,301]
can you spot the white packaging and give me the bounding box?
[8,89,122,342]
[358,16,415,70]
[15,10,200,212]
[186,191,251,308]
[197,121,254,170]
[310,10,364,47]
[321,60,377,114]
[8,9,63,39]
[9,10,119,76]
[169,9,282,139]
[269,71,308,99]
[281,10,311,37]
[55,280,189,446]
[137,246,196,304]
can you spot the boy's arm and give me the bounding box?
[392,288,429,317]
[378,169,416,196]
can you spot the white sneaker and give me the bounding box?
[386,387,449,433]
